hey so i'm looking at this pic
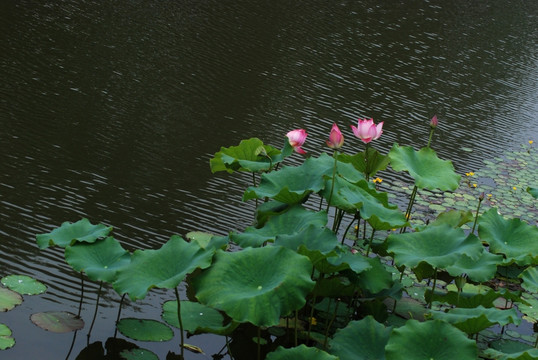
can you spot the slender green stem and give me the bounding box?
[324,300,340,348]
[87,281,103,344]
[400,185,418,233]
[427,128,434,148]
[364,143,370,181]
[174,287,185,359]
[365,229,376,256]
[326,150,339,213]
[471,196,484,234]
[114,293,127,338]
[341,213,358,245]
[428,269,438,309]
[257,326,261,360]
[307,295,317,343]
[294,310,298,347]
[77,271,84,317]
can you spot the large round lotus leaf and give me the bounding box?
[162,300,232,334]
[478,208,538,265]
[387,224,483,270]
[329,316,392,360]
[36,218,113,249]
[0,323,15,350]
[120,348,159,360]
[0,287,23,311]
[483,339,538,360]
[65,236,131,283]
[388,144,461,191]
[444,249,504,282]
[210,137,285,173]
[231,205,329,248]
[116,318,173,342]
[193,246,315,327]
[385,319,477,360]
[31,311,84,333]
[519,266,538,293]
[267,345,338,360]
[113,235,214,300]
[243,153,362,204]
[429,306,520,334]
[338,148,390,178]
[275,225,339,255]
[1,275,46,295]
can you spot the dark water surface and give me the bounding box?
[1,1,537,359]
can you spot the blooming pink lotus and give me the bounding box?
[326,123,344,149]
[286,129,307,154]
[351,118,383,144]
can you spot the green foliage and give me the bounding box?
[0,323,14,350]
[429,306,521,334]
[30,311,84,333]
[116,318,173,342]
[0,287,22,312]
[36,218,112,249]
[1,275,47,295]
[267,345,338,360]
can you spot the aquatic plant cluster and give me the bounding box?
[1,118,537,360]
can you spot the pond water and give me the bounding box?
[1,1,537,359]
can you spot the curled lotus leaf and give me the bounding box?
[385,319,477,360]
[478,208,538,265]
[444,249,504,282]
[193,246,315,327]
[338,148,390,178]
[36,218,113,249]
[388,144,461,191]
[387,224,483,270]
[267,345,338,360]
[519,266,538,293]
[113,235,214,300]
[429,306,521,334]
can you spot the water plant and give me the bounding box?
[2,118,537,360]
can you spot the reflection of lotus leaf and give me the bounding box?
[193,246,315,327]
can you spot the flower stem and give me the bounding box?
[365,229,376,256]
[427,128,434,148]
[471,195,484,234]
[428,268,438,309]
[174,287,185,359]
[400,185,418,233]
[326,150,339,213]
[88,281,103,344]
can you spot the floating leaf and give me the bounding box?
[185,231,229,250]
[1,275,46,295]
[387,225,483,270]
[429,306,520,334]
[194,246,315,327]
[388,144,460,191]
[36,218,113,249]
[385,319,477,360]
[330,316,392,360]
[0,323,15,350]
[65,237,131,283]
[31,311,84,333]
[119,348,159,360]
[0,287,23,311]
[519,267,538,293]
[113,236,214,300]
[478,208,538,265]
[267,345,338,360]
[116,318,173,342]
[162,300,234,335]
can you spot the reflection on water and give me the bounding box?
[1,1,537,358]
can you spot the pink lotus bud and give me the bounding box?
[326,123,344,149]
[286,129,307,154]
[430,115,438,129]
[351,118,383,144]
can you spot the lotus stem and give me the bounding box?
[471,194,484,234]
[77,271,84,317]
[341,213,358,245]
[365,229,376,256]
[257,326,261,360]
[428,269,438,309]
[427,128,434,148]
[326,150,339,213]
[400,185,418,233]
[174,287,185,359]
[307,295,317,343]
[324,300,340,348]
[64,328,78,360]
[294,310,298,347]
[113,293,127,338]
[87,280,103,344]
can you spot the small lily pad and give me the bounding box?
[116,318,173,342]
[0,287,23,312]
[1,275,46,295]
[31,311,84,333]
[119,348,159,360]
[0,323,15,350]
[162,300,231,335]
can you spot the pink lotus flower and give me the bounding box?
[326,123,344,149]
[430,115,438,128]
[351,118,383,144]
[286,129,307,154]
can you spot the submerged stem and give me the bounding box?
[174,287,185,359]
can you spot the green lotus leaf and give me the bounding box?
[519,267,538,293]
[483,340,538,360]
[313,246,372,274]
[0,323,15,350]
[114,235,214,300]
[518,293,538,324]
[429,306,520,334]
[356,257,395,294]
[266,345,337,360]
[388,144,461,191]
[325,177,407,230]
[64,237,131,283]
[385,319,477,360]
[231,205,328,248]
[275,225,339,254]
[36,218,113,249]
[330,316,392,360]
[0,287,23,312]
[185,231,229,251]
[338,147,390,178]
[527,187,538,199]
[162,300,235,335]
[210,137,285,173]
[1,275,46,295]
[243,153,363,204]
[116,318,173,342]
[444,249,504,282]
[431,210,474,228]
[193,246,315,327]
[30,311,84,333]
[425,288,501,308]
[478,208,538,265]
[119,348,159,360]
[312,276,356,297]
[254,200,290,227]
[387,224,483,270]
